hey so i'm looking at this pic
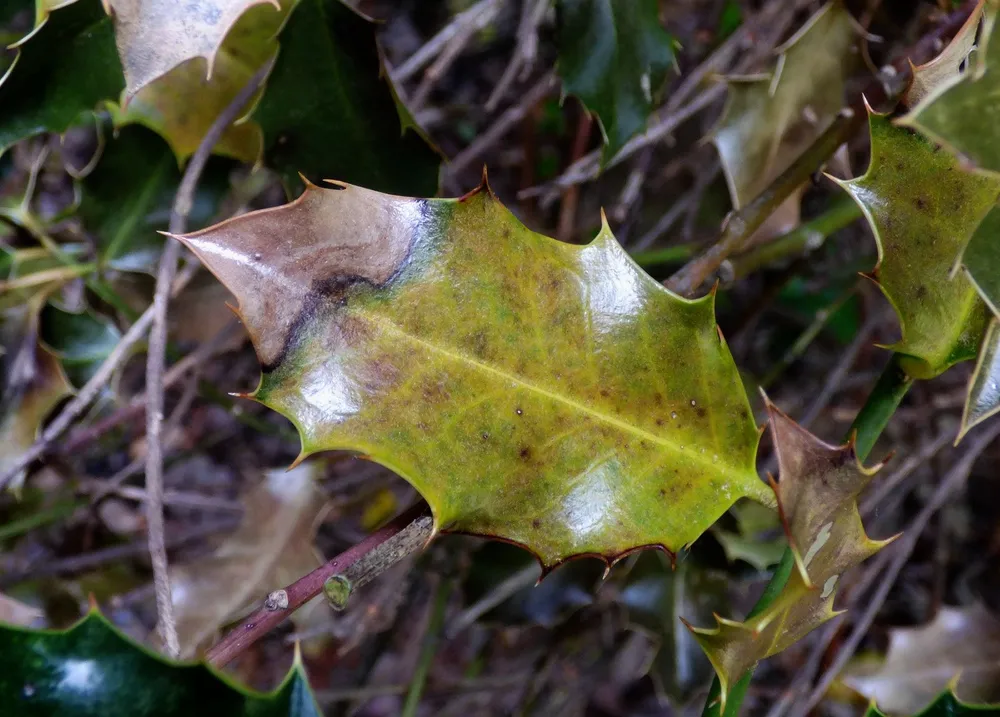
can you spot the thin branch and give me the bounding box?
[393,0,498,83]
[205,502,433,668]
[666,109,861,296]
[485,0,549,111]
[443,71,558,189]
[788,421,1000,717]
[408,0,504,109]
[146,61,273,659]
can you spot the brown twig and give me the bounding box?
[145,61,273,658]
[444,72,558,190]
[485,0,549,111]
[205,501,433,668]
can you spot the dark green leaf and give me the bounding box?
[0,0,123,154]
[620,552,729,703]
[79,124,231,274]
[864,690,1000,717]
[0,612,321,716]
[556,0,674,161]
[39,305,121,387]
[254,0,440,196]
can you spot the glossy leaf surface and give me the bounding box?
[39,304,121,387]
[163,463,330,658]
[253,0,439,196]
[0,612,321,715]
[0,0,123,154]
[711,2,857,208]
[846,604,1000,714]
[835,111,999,378]
[689,401,890,708]
[556,0,674,161]
[176,180,771,568]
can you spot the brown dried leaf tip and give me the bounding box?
[686,397,895,709]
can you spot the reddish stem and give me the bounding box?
[205,501,431,667]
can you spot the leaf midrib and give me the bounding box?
[365,313,753,484]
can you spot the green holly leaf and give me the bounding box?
[0,611,321,716]
[900,6,1000,177]
[0,0,122,155]
[79,124,232,274]
[38,304,121,387]
[864,690,1000,717]
[174,179,772,568]
[833,110,999,379]
[556,0,674,162]
[711,1,857,208]
[253,0,440,196]
[961,316,1000,440]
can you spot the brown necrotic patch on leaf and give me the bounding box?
[687,398,893,709]
[174,179,772,568]
[107,0,281,100]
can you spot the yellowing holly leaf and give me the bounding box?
[833,109,1000,379]
[175,179,773,568]
[163,463,330,658]
[107,0,278,99]
[0,292,72,494]
[710,1,857,208]
[688,400,891,709]
[108,0,290,162]
[904,0,986,108]
[844,603,1000,714]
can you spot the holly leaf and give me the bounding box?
[845,604,1000,714]
[900,7,1000,177]
[0,611,321,715]
[107,0,291,163]
[964,206,1000,318]
[711,1,858,209]
[0,0,123,155]
[79,124,232,274]
[687,400,891,709]
[174,179,772,569]
[904,0,986,108]
[38,304,121,387]
[864,690,1000,717]
[556,0,675,162]
[962,317,1000,440]
[106,0,278,101]
[621,552,729,704]
[833,110,999,379]
[252,0,440,196]
[712,499,786,571]
[162,464,329,658]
